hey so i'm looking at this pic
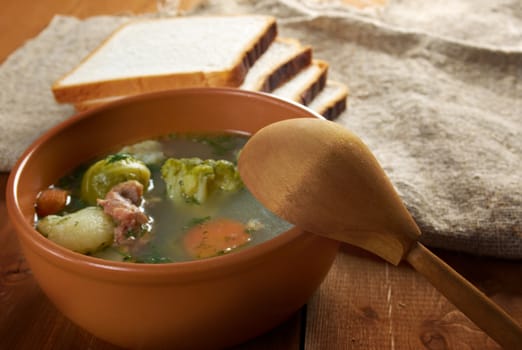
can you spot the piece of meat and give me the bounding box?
[97,180,148,244]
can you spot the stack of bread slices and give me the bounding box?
[52,15,348,120]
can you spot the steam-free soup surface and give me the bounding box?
[35,133,292,263]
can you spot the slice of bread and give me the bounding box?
[52,15,277,103]
[74,77,348,121]
[240,37,312,92]
[74,37,313,111]
[272,60,328,105]
[309,80,349,120]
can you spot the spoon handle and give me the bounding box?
[405,242,522,349]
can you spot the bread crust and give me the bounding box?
[52,16,277,103]
[260,43,312,92]
[226,17,277,90]
[321,95,348,120]
[314,81,349,120]
[299,60,328,105]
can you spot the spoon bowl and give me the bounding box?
[238,118,522,349]
[239,118,419,265]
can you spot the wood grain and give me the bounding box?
[406,242,522,349]
[0,0,156,63]
[305,245,521,349]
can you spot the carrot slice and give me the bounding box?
[36,188,69,217]
[183,218,251,259]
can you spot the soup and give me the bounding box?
[34,133,292,263]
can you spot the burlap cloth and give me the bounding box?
[1,0,520,258]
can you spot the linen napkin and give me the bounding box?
[0,0,520,258]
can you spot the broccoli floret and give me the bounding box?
[161,158,243,205]
[213,160,243,192]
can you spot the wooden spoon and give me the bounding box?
[238,118,522,349]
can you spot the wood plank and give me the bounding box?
[0,0,156,63]
[305,244,521,349]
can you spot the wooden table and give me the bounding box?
[1,1,521,349]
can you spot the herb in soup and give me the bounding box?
[34,133,292,263]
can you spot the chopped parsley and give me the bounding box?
[106,153,132,163]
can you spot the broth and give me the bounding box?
[35,133,292,263]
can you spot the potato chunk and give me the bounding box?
[37,206,114,254]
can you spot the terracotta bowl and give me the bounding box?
[6,88,339,349]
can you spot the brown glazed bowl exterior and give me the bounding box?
[6,88,339,349]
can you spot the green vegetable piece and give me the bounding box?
[161,158,214,205]
[81,153,151,205]
[214,159,243,192]
[161,157,243,205]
